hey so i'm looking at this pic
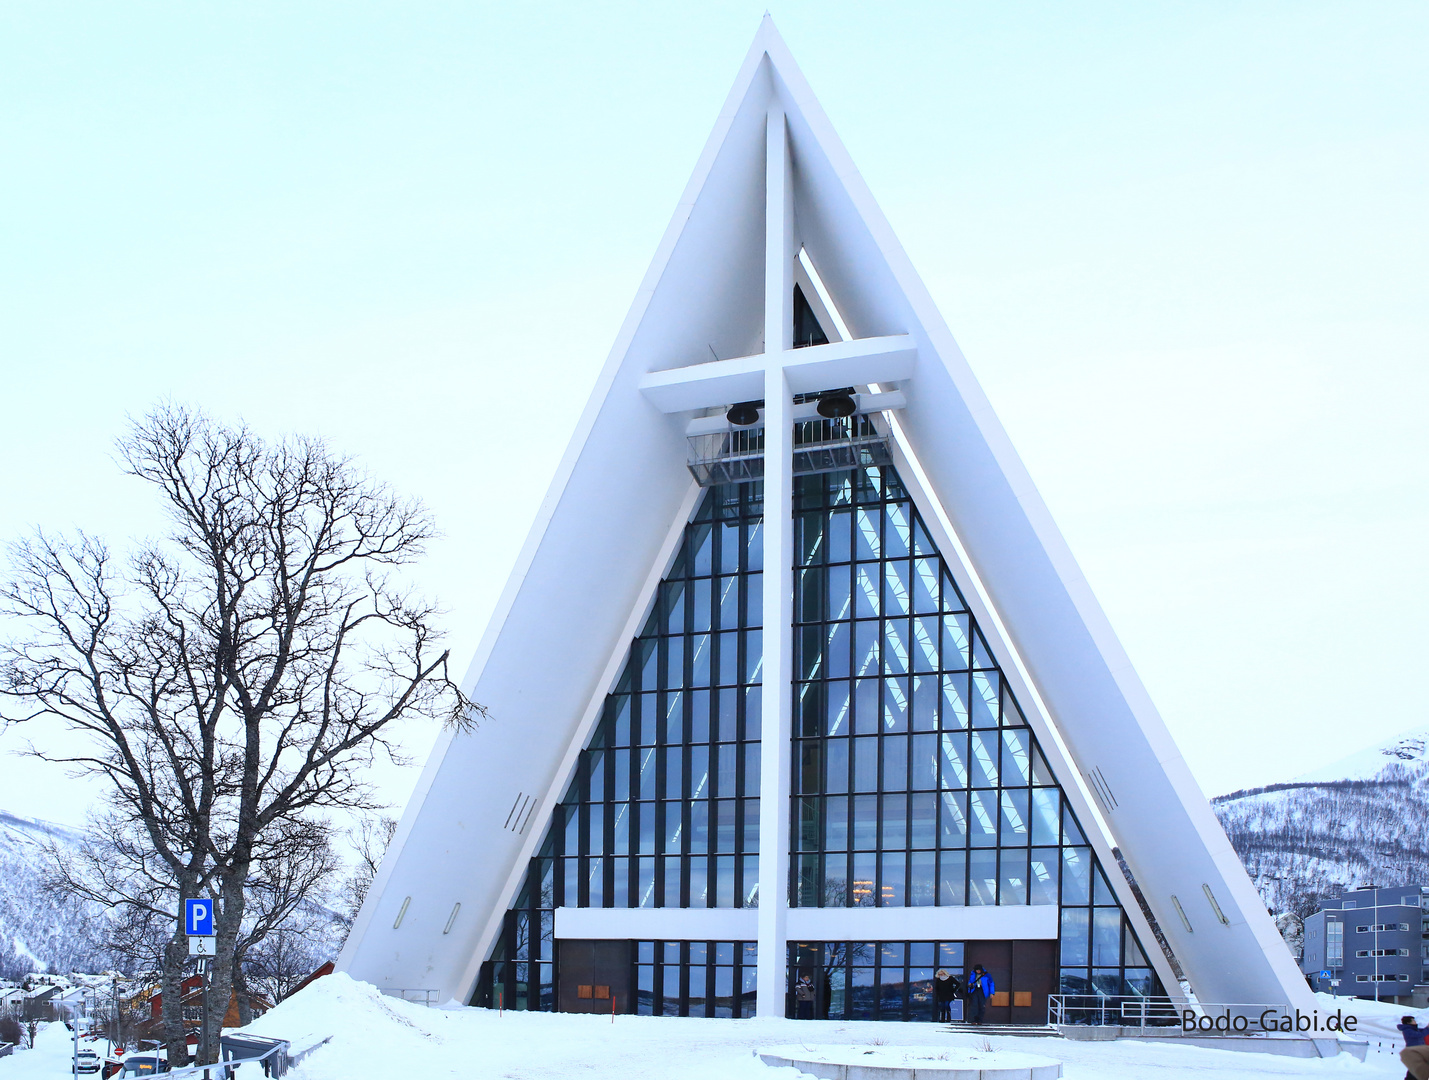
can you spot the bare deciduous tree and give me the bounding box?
[342,814,398,921]
[1,405,480,1063]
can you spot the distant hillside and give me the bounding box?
[1213,729,1429,918]
[0,810,113,978]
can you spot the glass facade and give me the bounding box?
[475,459,1161,1017]
[789,940,963,1021]
[476,480,766,1012]
[635,940,758,1017]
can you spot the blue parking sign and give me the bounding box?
[183,898,214,937]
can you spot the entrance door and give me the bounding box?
[965,940,1012,1024]
[1010,939,1056,1024]
[556,939,632,1014]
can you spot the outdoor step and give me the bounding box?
[941,1024,1063,1039]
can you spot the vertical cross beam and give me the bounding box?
[757,107,794,1018]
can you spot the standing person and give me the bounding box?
[1399,1015,1429,1080]
[933,969,960,1023]
[965,965,994,1025]
[794,974,816,1020]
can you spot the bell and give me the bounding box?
[726,402,761,426]
[816,393,857,419]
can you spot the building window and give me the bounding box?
[1357,926,1370,933]
[1343,900,1357,909]
[1327,922,1343,966]
[633,940,755,1017]
[477,480,767,1013]
[473,462,1162,1017]
[1405,896,1420,908]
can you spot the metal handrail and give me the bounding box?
[1049,994,1298,1033]
[380,988,439,1007]
[151,1039,289,1080]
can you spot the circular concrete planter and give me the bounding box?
[757,1044,1063,1080]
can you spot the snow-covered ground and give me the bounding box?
[0,975,1412,1079]
[238,974,1394,1080]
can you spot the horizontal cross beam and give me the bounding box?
[637,334,917,413]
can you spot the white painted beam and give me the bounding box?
[555,907,759,941]
[786,905,1060,942]
[756,108,795,1019]
[638,334,916,413]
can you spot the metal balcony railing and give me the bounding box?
[1048,994,1298,1034]
[687,417,892,487]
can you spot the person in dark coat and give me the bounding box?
[965,964,994,1025]
[933,969,961,1022]
[1399,1016,1429,1080]
[794,974,816,1020]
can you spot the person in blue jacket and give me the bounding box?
[966,965,995,1025]
[1398,1016,1428,1080]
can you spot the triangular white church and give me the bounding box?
[339,20,1313,1023]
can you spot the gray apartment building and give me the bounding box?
[1302,884,1429,1004]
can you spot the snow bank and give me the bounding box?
[236,974,1385,1080]
[1313,990,1429,1052]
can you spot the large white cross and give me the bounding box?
[635,109,920,1017]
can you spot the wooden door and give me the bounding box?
[1010,939,1056,1024]
[965,940,1012,1024]
[556,939,632,1014]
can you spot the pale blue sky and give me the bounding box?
[1,2,1425,826]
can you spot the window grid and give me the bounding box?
[477,482,765,1011]
[788,940,963,1021]
[787,466,1157,999]
[635,940,758,1017]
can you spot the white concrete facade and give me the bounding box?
[338,18,1315,1019]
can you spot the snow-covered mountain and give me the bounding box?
[1212,726,1429,918]
[0,810,113,978]
[0,807,352,981]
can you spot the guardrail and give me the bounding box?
[149,1036,289,1080]
[381,988,440,1007]
[1049,995,1299,1034]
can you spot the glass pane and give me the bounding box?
[999,848,1028,905]
[851,852,877,907]
[1093,909,1122,966]
[881,793,908,849]
[940,674,969,729]
[880,851,906,906]
[968,789,998,847]
[1002,728,1031,785]
[909,850,936,907]
[1062,847,1092,904]
[1029,848,1059,905]
[1061,908,1090,965]
[882,734,908,791]
[999,789,1030,846]
[939,849,966,906]
[968,849,997,905]
[939,732,969,788]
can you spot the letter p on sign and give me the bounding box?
[184,899,214,937]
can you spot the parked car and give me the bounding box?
[121,1054,168,1076]
[76,1048,102,1074]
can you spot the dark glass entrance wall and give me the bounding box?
[787,465,1159,1002]
[634,940,758,1017]
[788,940,964,1021]
[475,481,765,1012]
